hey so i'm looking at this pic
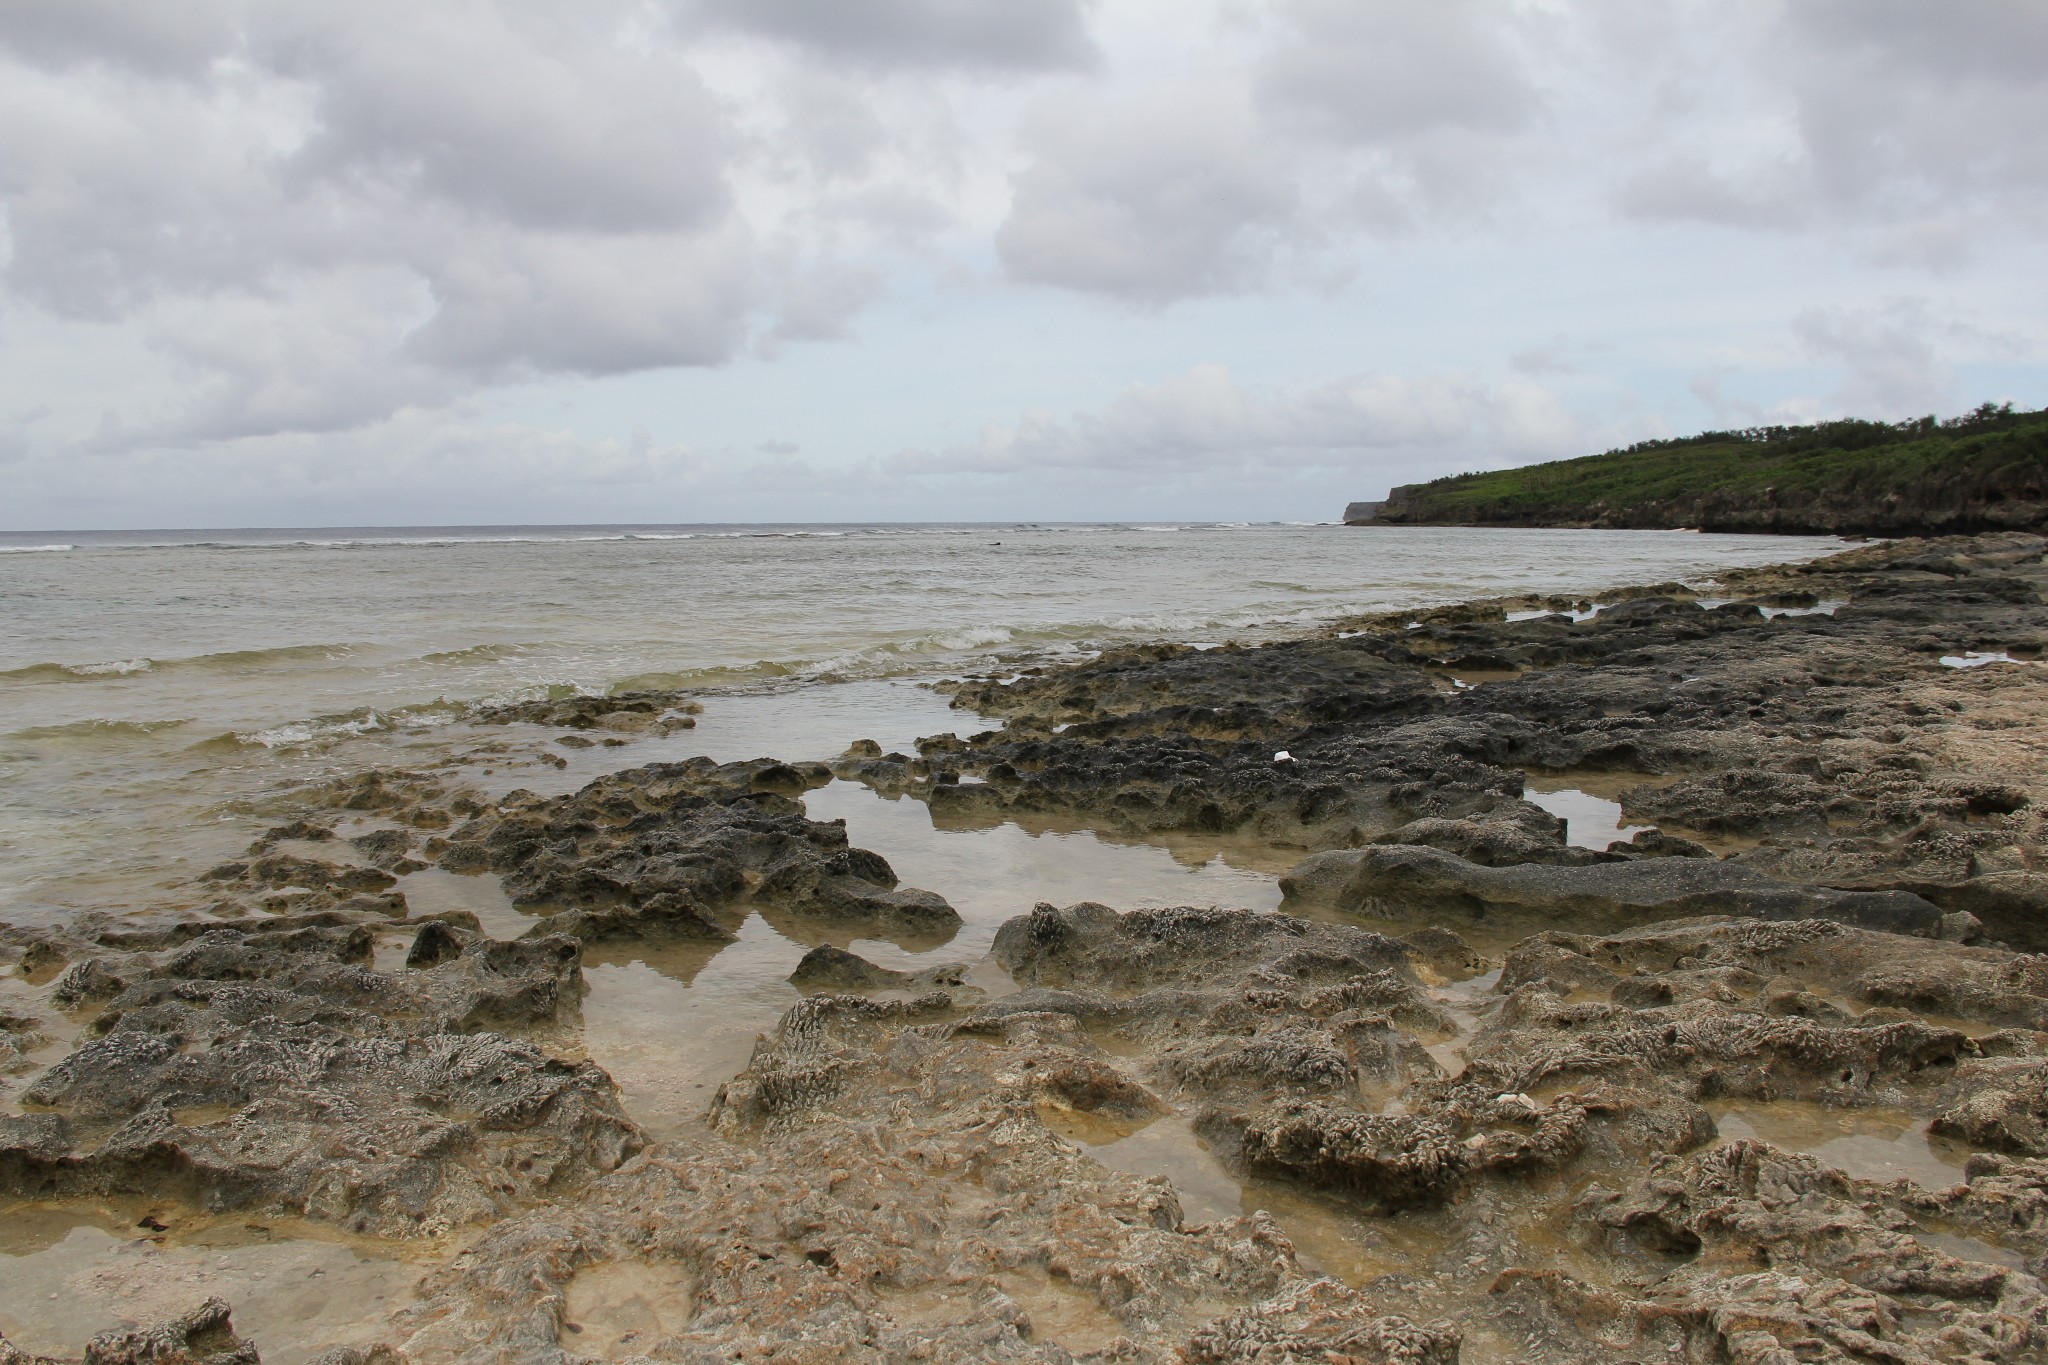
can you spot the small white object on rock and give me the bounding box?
[1273,750,1294,763]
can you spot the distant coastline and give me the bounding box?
[1347,402,2048,536]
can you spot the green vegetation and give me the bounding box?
[1372,402,2048,536]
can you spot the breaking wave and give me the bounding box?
[0,642,361,685]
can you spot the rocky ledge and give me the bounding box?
[4,532,2048,1362]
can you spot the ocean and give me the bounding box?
[0,521,1840,932]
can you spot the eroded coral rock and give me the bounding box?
[441,758,962,942]
[1570,1139,2048,1363]
[0,1298,260,1365]
[1,917,638,1238]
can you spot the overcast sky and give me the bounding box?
[2,0,2043,528]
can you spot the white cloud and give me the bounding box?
[996,84,1297,303]
[276,6,732,234]
[404,225,757,378]
[1792,299,1956,417]
[893,363,1580,475]
[992,0,1556,303]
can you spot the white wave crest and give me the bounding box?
[68,658,154,676]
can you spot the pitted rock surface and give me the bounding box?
[0,915,638,1238]
[439,757,963,942]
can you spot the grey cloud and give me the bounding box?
[1256,0,1546,225]
[1258,0,1540,140]
[995,0,1551,304]
[0,0,239,78]
[1866,216,1978,272]
[996,86,1296,303]
[1791,0,2048,86]
[272,7,731,233]
[404,226,756,378]
[1509,346,1580,378]
[892,364,1578,475]
[1792,299,1956,416]
[767,77,894,181]
[1617,152,1809,230]
[98,267,451,448]
[0,62,302,318]
[0,2,789,447]
[675,0,1097,70]
[765,261,885,345]
[1619,0,2048,236]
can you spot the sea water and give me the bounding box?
[0,522,1837,926]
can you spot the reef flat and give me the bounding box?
[5,532,2048,1363]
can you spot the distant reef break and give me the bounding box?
[1346,402,2048,536]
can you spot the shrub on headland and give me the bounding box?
[1369,402,2048,536]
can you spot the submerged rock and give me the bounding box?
[1282,843,1947,936]
[787,944,968,992]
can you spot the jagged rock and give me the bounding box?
[445,758,961,940]
[1570,1140,2048,1363]
[1934,1058,2048,1155]
[1179,1279,1459,1363]
[470,689,701,731]
[1371,799,1590,866]
[992,901,1412,993]
[0,1297,260,1365]
[0,920,637,1237]
[522,892,735,944]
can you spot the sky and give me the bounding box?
[1,0,2044,529]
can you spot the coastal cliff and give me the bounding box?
[1357,402,2048,536]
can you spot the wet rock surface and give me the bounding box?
[439,757,964,944]
[912,534,2048,944]
[1284,844,1946,936]
[0,912,637,1240]
[5,532,2048,1361]
[0,1296,259,1365]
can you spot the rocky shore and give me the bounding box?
[6,532,2048,1362]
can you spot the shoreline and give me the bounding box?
[5,531,2048,1362]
